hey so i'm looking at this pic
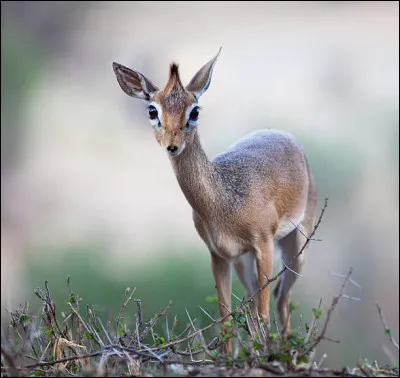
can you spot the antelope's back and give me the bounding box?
[212,129,311,218]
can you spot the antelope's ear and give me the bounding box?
[112,62,158,100]
[185,47,222,100]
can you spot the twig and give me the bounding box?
[116,287,136,336]
[329,271,362,290]
[231,292,243,303]
[293,198,328,261]
[1,346,19,377]
[8,343,165,371]
[67,302,103,347]
[165,316,170,343]
[258,362,285,375]
[272,311,281,340]
[300,267,353,357]
[322,336,340,344]
[7,350,103,369]
[357,362,371,377]
[199,306,216,322]
[304,298,322,344]
[185,309,214,359]
[289,220,322,242]
[376,302,399,352]
[141,301,172,340]
[97,317,113,345]
[281,259,303,278]
[39,339,53,363]
[135,299,144,341]
[342,295,361,302]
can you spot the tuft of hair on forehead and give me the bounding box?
[166,62,184,90]
[170,63,180,78]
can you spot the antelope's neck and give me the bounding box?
[169,133,220,217]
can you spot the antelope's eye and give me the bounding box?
[189,106,199,121]
[148,105,158,120]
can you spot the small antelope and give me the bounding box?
[112,48,317,354]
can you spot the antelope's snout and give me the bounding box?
[166,142,185,157]
[160,118,188,157]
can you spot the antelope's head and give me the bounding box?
[112,48,221,156]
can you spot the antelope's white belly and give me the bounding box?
[199,210,306,261]
[275,211,305,240]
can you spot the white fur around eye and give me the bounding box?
[186,103,200,127]
[148,102,163,128]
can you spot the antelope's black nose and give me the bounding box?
[167,145,178,153]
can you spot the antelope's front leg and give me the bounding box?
[256,239,274,326]
[211,253,232,355]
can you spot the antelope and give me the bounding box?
[112,48,317,354]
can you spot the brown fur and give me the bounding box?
[112,50,318,356]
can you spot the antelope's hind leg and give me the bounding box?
[274,228,304,337]
[233,253,258,335]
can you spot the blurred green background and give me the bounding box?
[1,0,398,369]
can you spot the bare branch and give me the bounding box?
[141,301,172,340]
[329,271,362,290]
[376,302,399,352]
[342,295,361,302]
[281,259,303,278]
[116,287,136,335]
[199,306,216,322]
[300,267,354,357]
[289,219,322,241]
[134,299,143,341]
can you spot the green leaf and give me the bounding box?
[238,347,248,359]
[269,352,279,361]
[385,328,392,337]
[312,308,323,319]
[157,336,166,345]
[297,355,309,365]
[69,293,79,305]
[84,331,95,341]
[210,350,219,359]
[223,321,233,328]
[224,332,233,340]
[305,322,310,332]
[206,296,219,304]
[236,314,246,326]
[280,353,290,362]
[289,301,300,312]
[21,314,29,325]
[269,332,278,341]
[252,341,261,350]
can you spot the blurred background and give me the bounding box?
[1,0,398,368]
